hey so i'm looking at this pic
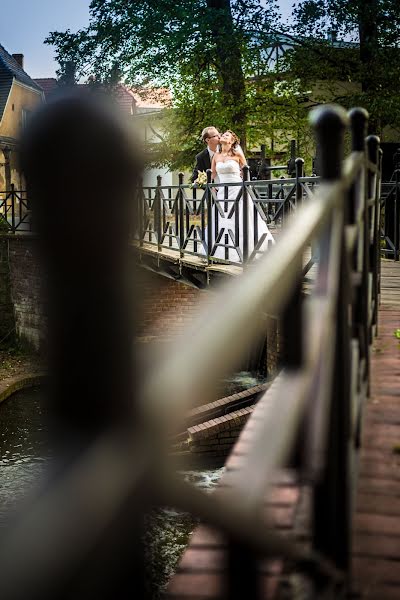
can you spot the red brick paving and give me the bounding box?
[351,283,400,600]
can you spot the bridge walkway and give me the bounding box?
[351,259,400,599]
[165,260,400,600]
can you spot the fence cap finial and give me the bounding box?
[349,107,369,152]
[310,105,349,180]
[366,135,381,164]
[309,104,349,133]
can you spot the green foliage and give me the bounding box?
[45,0,292,168]
[283,0,400,134]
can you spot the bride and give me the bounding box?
[210,130,274,262]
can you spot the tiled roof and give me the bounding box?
[33,79,172,115]
[34,79,136,115]
[132,88,172,113]
[0,44,43,120]
[34,78,59,98]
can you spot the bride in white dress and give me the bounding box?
[210,130,274,262]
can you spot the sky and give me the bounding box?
[0,0,299,79]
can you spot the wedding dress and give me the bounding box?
[212,160,275,261]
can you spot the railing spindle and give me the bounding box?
[179,172,184,258]
[295,157,304,206]
[367,135,381,330]
[242,165,250,263]
[156,174,162,252]
[309,105,352,588]
[206,168,213,263]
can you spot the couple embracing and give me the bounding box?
[191,126,274,261]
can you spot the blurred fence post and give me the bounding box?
[13,92,148,600]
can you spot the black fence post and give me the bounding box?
[309,105,353,586]
[179,172,185,258]
[138,177,144,247]
[10,183,16,233]
[349,109,369,358]
[156,175,162,252]
[295,158,304,206]
[15,91,147,599]
[367,135,381,333]
[395,164,399,261]
[242,165,250,263]
[206,169,212,263]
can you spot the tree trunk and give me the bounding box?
[207,0,247,152]
[357,0,381,133]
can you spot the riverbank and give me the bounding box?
[0,348,44,382]
[0,348,46,404]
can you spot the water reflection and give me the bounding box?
[144,467,224,598]
[0,387,49,523]
[0,388,224,598]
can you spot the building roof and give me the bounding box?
[0,44,43,121]
[34,78,137,115]
[132,88,172,115]
[33,78,172,116]
[34,78,59,98]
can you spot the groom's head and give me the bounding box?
[201,127,220,152]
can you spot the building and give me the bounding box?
[0,45,44,190]
[34,79,180,186]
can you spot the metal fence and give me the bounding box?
[0,185,31,233]
[0,96,381,599]
[380,173,400,260]
[135,164,320,265]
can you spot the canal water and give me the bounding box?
[0,387,228,597]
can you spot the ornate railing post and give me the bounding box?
[295,157,304,206]
[178,172,185,258]
[138,176,144,247]
[155,174,162,252]
[206,168,212,263]
[367,135,381,332]
[394,157,399,261]
[10,183,16,233]
[349,108,369,371]
[242,164,250,263]
[309,105,352,585]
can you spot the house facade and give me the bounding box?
[34,79,183,186]
[0,46,44,191]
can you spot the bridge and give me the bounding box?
[0,95,398,600]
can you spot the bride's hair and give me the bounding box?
[225,130,240,156]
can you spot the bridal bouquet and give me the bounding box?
[191,170,208,188]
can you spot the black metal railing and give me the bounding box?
[0,96,381,600]
[135,168,320,265]
[380,171,400,260]
[0,185,31,233]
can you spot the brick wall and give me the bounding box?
[6,236,46,350]
[136,270,212,341]
[187,406,253,459]
[0,237,283,371]
[136,271,283,376]
[0,238,15,344]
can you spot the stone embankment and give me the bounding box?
[172,382,271,463]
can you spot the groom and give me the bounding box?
[191,126,220,183]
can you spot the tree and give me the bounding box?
[285,0,400,134]
[45,0,281,166]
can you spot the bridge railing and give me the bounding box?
[0,185,31,233]
[135,170,320,264]
[380,172,400,260]
[0,98,381,600]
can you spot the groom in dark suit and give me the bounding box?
[191,126,220,182]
